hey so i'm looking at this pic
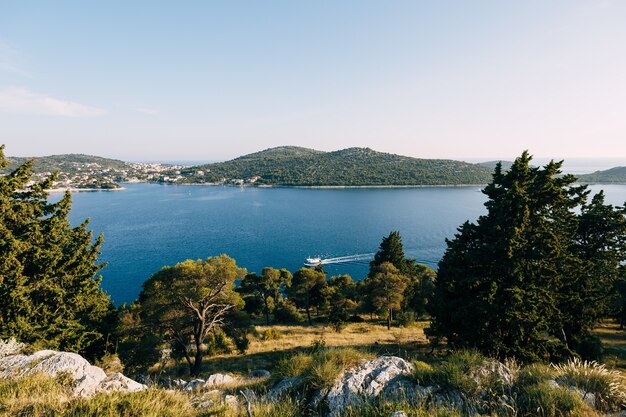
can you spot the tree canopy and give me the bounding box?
[0,145,112,358]
[428,151,626,361]
[137,255,246,375]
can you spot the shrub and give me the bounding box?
[410,350,485,395]
[259,328,282,341]
[515,364,555,387]
[252,397,302,417]
[304,348,373,390]
[397,310,418,327]
[515,381,600,417]
[275,352,314,378]
[274,302,304,324]
[552,357,626,412]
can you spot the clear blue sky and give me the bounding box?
[1,1,625,161]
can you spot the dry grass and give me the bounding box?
[186,320,429,377]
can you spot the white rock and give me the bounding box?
[204,373,236,387]
[97,372,146,393]
[324,356,414,417]
[390,412,408,417]
[265,376,303,401]
[0,349,144,397]
[29,352,107,396]
[184,378,206,391]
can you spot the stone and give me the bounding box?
[204,373,236,387]
[324,356,414,417]
[382,375,434,403]
[248,369,271,378]
[390,412,408,417]
[184,378,206,391]
[97,372,146,393]
[0,350,143,397]
[224,394,239,408]
[265,376,303,401]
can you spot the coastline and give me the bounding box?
[46,187,127,193]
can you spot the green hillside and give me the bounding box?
[3,154,129,175]
[175,146,495,186]
[579,166,626,184]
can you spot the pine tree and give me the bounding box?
[428,151,626,361]
[370,231,407,274]
[0,145,113,357]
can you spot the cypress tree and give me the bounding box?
[0,146,112,357]
[428,151,626,361]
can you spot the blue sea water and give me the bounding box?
[61,183,626,305]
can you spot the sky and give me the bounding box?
[1,1,625,161]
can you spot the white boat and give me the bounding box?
[304,257,322,267]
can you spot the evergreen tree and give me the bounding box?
[370,231,408,274]
[287,268,327,325]
[238,267,292,325]
[365,262,408,330]
[0,145,113,357]
[428,152,626,361]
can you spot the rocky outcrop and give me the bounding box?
[205,373,236,387]
[97,372,147,393]
[265,376,303,401]
[323,356,414,417]
[0,349,145,397]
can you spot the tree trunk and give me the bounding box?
[264,297,270,326]
[191,349,203,376]
[387,309,391,330]
[306,306,312,326]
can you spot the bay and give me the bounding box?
[61,183,626,305]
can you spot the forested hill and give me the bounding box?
[1,154,176,189]
[176,146,495,186]
[578,166,626,184]
[4,154,129,174]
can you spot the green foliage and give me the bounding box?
[363,263,408,329]
[411,351,486,396]
[429,152,626,362]
[304,348,373,390]
[238,267,292,325]
[275,352,314,378]
[287,268,327,325]
[175,146,494,186]
[259,328,282,341]
[273,301,304,324]
[515,382,597,417]
[552,357,626,412]
[133,255,246,375]
[0,145,113,359]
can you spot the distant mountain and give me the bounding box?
[174,146,495,186]
[578,166,626,184]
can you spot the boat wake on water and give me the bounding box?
[304,253,440,268]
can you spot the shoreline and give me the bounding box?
[46,187,127,193]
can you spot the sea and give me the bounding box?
[58,179,626,305]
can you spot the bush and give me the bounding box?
[259,328,282,341]
[275,352,314,378]
[515,381,599,417]
[397,310,418,327]
[552,357,626,412]
[411,350,485,395]
[274,302,304,324]
[304,348,373,390]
